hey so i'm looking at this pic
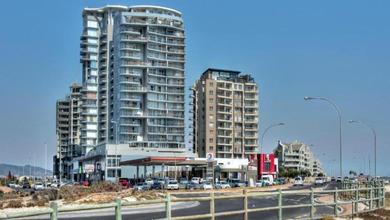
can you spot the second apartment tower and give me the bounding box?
[191,69,259,159]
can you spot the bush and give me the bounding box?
[89,182,121,193]
[5,200,23,208]
[36,197,49,207]
[26,202,35,207]
[320,216,334,220]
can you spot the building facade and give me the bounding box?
[191,69,259,159]
[55,5,187,181]
[110,6,185,149]
[54,84,82,180]
[274,140,325,176]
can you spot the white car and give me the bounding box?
[34,182,45,190]
[255,180,264,187]
[166,180,179,190]
[191,177,201,184]
[314,177,324,185]
[293,177,304,186]
[261,176,273,186]
[145,178,154,185]
[215,181,230,189]
[202,182,213,190]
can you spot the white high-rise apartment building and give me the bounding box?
[79,5,185,151]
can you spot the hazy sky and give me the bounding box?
[0,0,389,176]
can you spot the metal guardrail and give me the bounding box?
[0,181,386,220]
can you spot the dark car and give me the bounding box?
[186,182,201,190]
[119,178,129,188]
[275,178,286,185]
[151,182,163,190]
[22,182,31,189]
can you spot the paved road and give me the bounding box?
[20,183,338,220]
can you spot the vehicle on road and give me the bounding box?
[202,182,213,190]
[336,176,342,183]
[293,177,304,186]
[261,175,274,186]
[7,182,16,188]
[34,182,45,190]
[134,182,150,191]
[331,177,336,182]
[314,177,324,185]
[215,181,230,189]
[166,180,179,190]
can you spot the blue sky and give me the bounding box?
[0,0,389,176]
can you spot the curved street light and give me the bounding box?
[349,120,377,177]
[260,122,285,154]
[304,96,343,178]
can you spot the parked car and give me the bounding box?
[145,178,154,185]
[314,177,324,185]
[186,182,201,190]
[7,182,16,188]
[166,180,179,190]
[261,175,274,186]
[255,180,264,187]
[22,182,31,189]
[134,182,150,191]
[34,182,45,190]
[293,177,304,186]
[215,181,230,189]
[151,182,163,190]
[229,179,246,188]
[119,178,129,188]
[331,177,336,182]
[336,176,342,183]
[191,177,201,184]
[275,178,286,185]
[179,178,189,189]
[202,182,213,190]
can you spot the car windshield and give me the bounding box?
[220,181,227,184]
[169,181,177,184]
[316,178,322,180]
[295,178,301,181]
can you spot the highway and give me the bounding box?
[20,183,339,220]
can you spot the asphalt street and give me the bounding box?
[20,183,340,220]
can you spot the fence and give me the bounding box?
[0,181,385,220]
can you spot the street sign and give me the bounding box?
[206,152,214,162]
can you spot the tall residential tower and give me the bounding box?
[191,69,259,159]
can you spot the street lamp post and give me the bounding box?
[349,120,377,177]
[260,123,285,155]
[304,96,343,178]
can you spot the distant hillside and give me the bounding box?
[0,163,52,177]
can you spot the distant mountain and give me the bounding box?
[0,163,52,177]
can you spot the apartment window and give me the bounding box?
[209,138,213,143]
[209,106,214,111]
[209,82,214,86]
[209,122,214,128]
[209,98,214,103]
[209,146,214,151]
[209,90,214,95]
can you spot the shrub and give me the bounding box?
[26,202,35,207]
[320,216,334,220]
[5,200,23,208]
[36,197,49,207]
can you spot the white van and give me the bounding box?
[294,177,304,186]
[261,175,274,186]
